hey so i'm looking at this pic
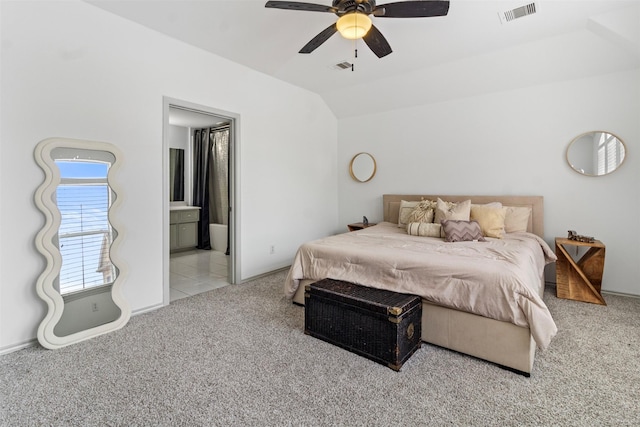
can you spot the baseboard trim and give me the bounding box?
[601,290,640,299]
[239,266,290,284]
[0,338,38,356]
[132,302,165,316]
[546,281,639,299]
[1,303,165,356]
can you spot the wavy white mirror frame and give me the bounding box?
[34,137,130,349]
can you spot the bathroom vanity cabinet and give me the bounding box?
[170,206,200,252]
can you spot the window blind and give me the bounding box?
[57,184,114,294]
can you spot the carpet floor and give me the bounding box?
[1,270,639,426]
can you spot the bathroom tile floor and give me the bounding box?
[170,249,230,302]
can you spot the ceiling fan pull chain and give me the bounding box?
[352,40,357,71]
[352,37,358,72]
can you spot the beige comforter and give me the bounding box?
[285,222,558,349]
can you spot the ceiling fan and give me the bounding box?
[265,1,450,58]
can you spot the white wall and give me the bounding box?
[0,1,338,352]
[338,69,640,296]
[168,125,189,151]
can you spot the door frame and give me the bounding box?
[162,97,240,305]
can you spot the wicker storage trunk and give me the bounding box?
[304,279,422,371]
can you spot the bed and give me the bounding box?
[285,195,557,375]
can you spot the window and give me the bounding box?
[55,157,115,295]
[596,133,624,175]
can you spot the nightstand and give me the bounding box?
[555,237,606,305]
[347,222,377,232]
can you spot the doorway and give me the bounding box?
[162,97,240,305]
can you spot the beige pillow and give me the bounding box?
[470,204,506,238]
[407,199,436,224]
[434,198,471,224]
[504,206,532,233]
[407,222,441,238]
[471,202,502,210]
[398,200,419,228]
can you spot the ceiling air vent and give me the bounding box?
[332,61,353,71]
[498,2,537,24]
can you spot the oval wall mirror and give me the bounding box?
[349,152,377,183]
[34,137,130,349]
[566,131,627,176]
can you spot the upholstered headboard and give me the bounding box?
[383,195,544,238]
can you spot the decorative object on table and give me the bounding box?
[567,230,595,243]
[305,278,422,371]
[555,237,606,305]
[363,216,369,225]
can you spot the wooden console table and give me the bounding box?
[555,237,606,305]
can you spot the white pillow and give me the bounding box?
[434,198,471,224]
[504,206,532,233]
[407,222,442,238]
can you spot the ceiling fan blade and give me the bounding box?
[373,1,450,18]
[265,1,337,13]
[299,23,338,54]
[363,24,392,58]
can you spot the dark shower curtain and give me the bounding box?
[193,128,212,250]
[193,126,230,253]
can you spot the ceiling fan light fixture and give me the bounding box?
[336,12,372,40]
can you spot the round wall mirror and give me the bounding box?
[349,152,377,183]
[566,131,626,176]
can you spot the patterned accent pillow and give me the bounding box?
[398,200,419,228]
[441,220,486,242]
[470,204,506,238]
[407,199,436,224]
[407,222,441,238]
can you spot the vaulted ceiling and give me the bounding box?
[86,1,640,118]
